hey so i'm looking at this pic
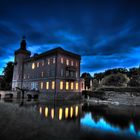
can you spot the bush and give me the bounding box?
[100,73,129,87]
[128,76,140,87]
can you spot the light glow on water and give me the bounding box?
[80,113,140,137]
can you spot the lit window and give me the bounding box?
[70,107,73,118]
[66,59,69,66]
[71,82,74,90]
[41,72,44,77]
[71,61,73,66]
[60,81,63,90]
[41,82,43,89]
[37,62,39,67]
[32,63,35,69]
[75,106,78,117]
[39,107,42,114]
[53,58,55,64]
[66,82,69,90]
[46,81,49,90]
[45,107,48,118]
[51,108,54,119]
[65,107,69,119]
[61,57,64,64]
[59,108,63,120]
[76,82,79,90]
[48,59,50,65]
[52,81,55,89]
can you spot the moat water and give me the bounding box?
[2,99,140,140]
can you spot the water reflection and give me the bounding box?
[81,104,140,138]
[38,105,80,120]
[29,102,140,139]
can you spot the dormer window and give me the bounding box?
[53,58,55,64]
[61,57,64,64]
[66,59,69,66]
[32,63,35,69]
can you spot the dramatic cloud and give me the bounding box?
[0,0,140,75]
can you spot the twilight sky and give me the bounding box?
[0,0,140,75]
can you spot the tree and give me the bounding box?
[101,73,129,87]
[2,62,14,90]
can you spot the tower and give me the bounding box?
[12,36,31,90]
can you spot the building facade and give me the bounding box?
[12,37,82,99]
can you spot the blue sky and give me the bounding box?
[0,0,140,75]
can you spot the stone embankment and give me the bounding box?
[84,87,140,106]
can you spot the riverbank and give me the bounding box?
[84,87,140,106]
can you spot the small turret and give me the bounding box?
[12,36,31,90]
[20,36,27,50]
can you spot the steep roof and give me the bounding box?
[24,47,81,62]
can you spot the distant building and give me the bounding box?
[12,37,83,99]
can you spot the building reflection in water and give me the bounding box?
[65,107,69,119]
[38,105,80,120]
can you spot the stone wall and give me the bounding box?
[0,91,17,99]
[39,92,82,101]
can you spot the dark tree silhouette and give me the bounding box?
[2,62,14,90]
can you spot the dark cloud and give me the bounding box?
[0,0,140,74]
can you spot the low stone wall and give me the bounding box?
[86,87,140,105]
[0,91,17,99]
[105,91,140,105]
[39,92,82,101]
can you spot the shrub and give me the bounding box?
[100,73,129,87]
[128,76,140,87]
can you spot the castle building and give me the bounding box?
[12,37,82,99]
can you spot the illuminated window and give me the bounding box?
[51,108,54,119]
[46,82,49,90]
[76,82,79,90]
[61,57,64,64]
[65,107,69,119]
[37,62,39,67]
[48,59,50,65]
[71,61,73,66]
[66,82,69,90]
[53,58,55,64]
[66,59,69,66]
[70,107,73,118]
[39,107,42,114]
[41,72,44,77]
[32,63,35,69]
[75,106,78,117]
[41,82,43,89]
[52,81,55,89]
[60,81,63,90]
[71,82,74,90]
[59,108,63,120]
[45,107,48,118]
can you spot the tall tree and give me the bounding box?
[2,62,14,90]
